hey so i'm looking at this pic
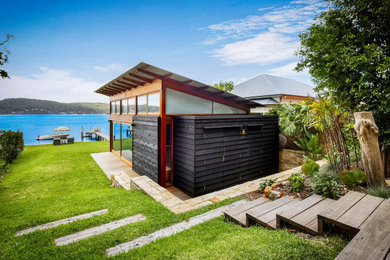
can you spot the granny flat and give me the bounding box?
[95,62,279,197]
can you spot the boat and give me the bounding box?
[36,133,70,140]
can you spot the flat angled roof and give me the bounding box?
[95,62,261,108]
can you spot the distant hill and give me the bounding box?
[0,98,109,114]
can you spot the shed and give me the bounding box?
[95,62,279,197]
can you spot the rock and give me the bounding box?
[268,190,281,200]
[263,186,271,197]
[271,182,282,189]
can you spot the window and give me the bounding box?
[128,98,136,114]
[115,101,120,114]
[122,99,128,114]
[166,88,212,114]
[213,102,246,114]
[148,93,160,113]
[137,95,147,113]
[111,102,115,114]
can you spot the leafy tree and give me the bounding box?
[213,81,234,92]
[0,34,14,79]
[296,0,390,145]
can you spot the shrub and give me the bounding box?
[365,184,390,199]
[339,168,366,188]
[310,168,342,199]
[294,127,323,160]
[0,130,24,165]
[301,158,320,176]
[288,173,305,192]
[259,179,277,192]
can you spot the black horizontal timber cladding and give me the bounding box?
[173,115,279,197]
[132,115,160,183]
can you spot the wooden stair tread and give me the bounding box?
[276,195,334,235]
[292,198,335,234]
[335,199,390,260]
[246,196,294,226]
[253,199,301,229]
[224,197,269,227]
[337,194,384,230]
[318,191,365,221]
[277,194,323,220]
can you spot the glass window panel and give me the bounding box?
[113,123,121,153]
[166,88,212,114]
[115,101,120,114]
[111,102,115,114]
[128,98,136,114]
[122,99,128,114]
[213,102,246,114]
[148,93,160,113]
[137,95,147,113]
[121,124,132,162]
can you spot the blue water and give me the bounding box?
[0,114,111,146]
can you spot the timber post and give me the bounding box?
[354,111,385,186]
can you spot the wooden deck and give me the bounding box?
[224,191,390,259]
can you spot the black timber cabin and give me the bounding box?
[95,62,279,197]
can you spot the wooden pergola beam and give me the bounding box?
[111,82,132,90]
[121,77,144,86]
[128,73,154,83]
[116,80,137,89]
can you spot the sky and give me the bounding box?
[0,0,327,103]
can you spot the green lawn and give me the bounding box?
[0,141,347,259]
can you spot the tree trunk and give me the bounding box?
[354,112,385,186]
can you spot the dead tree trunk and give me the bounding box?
[354,112,385,186]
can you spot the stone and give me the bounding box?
[268,190,281,200]
[271,182,282,189]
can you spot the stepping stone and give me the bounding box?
[246,196,296,227]
[277,196,335,235]
[15,209,109,236]
[224,197,270,227]
[106,200,245,256]
[55,214,146,246]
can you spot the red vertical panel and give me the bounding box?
[160,85,167,187]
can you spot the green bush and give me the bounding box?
[288,173,305,192]
[0,130,24,165]
[339,168,366,188]
[365,184,390,199]
[301,158,320,176]
[259,179,277,192]
[294,127,323,160]
[310,168,342,199]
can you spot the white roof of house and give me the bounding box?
[232,74,316,99]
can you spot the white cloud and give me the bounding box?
[94,64,126,72]
[267,62,299,76]
[213,32,299,65]
[0,67,107,103]
[204,0,327,66]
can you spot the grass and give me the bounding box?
[365,184,390,199]
[0,141,347,259]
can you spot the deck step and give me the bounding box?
[277,196,335,235]
[246,196,297,227]
[318,191,385,235]
[224,197,270,227]
[335,199,390,260]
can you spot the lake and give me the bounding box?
[0,114,111,145]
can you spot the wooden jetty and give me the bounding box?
[36,133,70,140]
[81,126,109,141]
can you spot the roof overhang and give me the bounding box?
[95,62,262,108]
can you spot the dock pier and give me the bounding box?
[81,126,109,141]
